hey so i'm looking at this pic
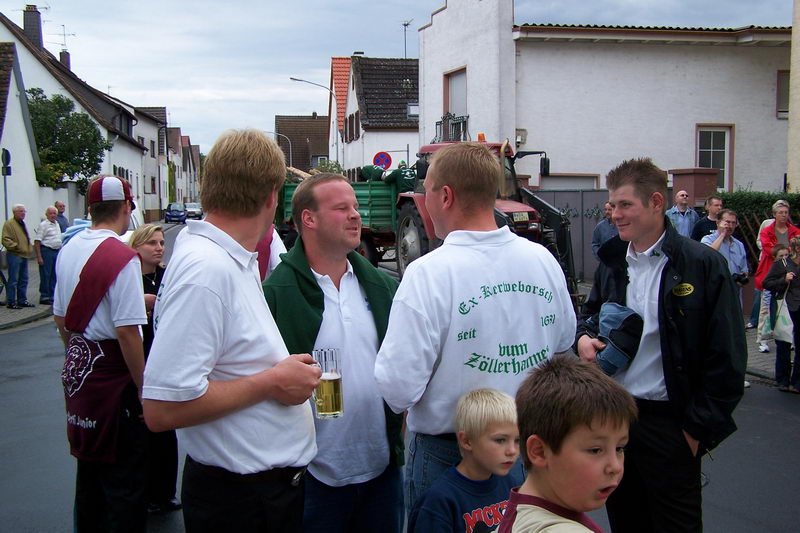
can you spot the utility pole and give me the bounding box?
[402,20,413,59]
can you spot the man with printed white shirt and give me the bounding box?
[264,173,404,532]
[53,176,148,531]
[34,206,61,304]
[142,129,320,533]
[374,142,576,509]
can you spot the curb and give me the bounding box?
[0,308,52,331]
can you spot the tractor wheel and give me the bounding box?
[357,237,379,266]
[542,229,578,296]
[396,203,429,277]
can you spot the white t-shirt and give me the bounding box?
[309,262,389,487]
[267,227,286,276]
[142,221,316,474]
[374,226,576,435]
[53,228,146,340]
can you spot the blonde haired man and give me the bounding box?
[143,129,320,533]
[375,142,576,508]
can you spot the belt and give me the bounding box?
[186,456,306,486]
[42,245,61,251]
[427,432,458,441]
[635,398,675,416]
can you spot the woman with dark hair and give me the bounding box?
[129,224,181,512]
[763,238,800,393]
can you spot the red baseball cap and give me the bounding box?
[88,176,135,210]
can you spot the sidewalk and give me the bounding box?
[0,258,53,330]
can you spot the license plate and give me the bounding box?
[512,212,529,222]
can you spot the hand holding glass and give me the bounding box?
[312,348,343,419]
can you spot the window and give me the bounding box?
[697,126,733,190]
[150,140,156,158]
[444,68,467,117]
[355,111,360,140]
[407,103,419,119]
[777,70,790,118]
[150,176,156,193]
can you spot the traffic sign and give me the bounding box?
[373,151,392,170]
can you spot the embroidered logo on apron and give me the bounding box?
[62,336,106,397]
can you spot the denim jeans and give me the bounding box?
[6,253,28,304]
[38,246,58,300]
[303,466,403,533]
[749,289,761,325]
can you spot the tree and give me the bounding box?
[314,159,344,174]
[26,88,111,190]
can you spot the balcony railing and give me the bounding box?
[432,113,470,143]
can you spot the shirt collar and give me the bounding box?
[626,231,667,263]
[443,225,515,246]
[310,259,354,284]
[186,220,257,270]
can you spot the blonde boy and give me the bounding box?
[409,389,523,533]
[499,356,637,533]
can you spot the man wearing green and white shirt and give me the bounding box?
[374,143,576,509]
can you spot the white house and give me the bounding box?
[419,0,792,192]
[0,41,76,224]
[336,55,420,179]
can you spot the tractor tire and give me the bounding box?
[357,237,379,266]
[396,203,429,277]
[542,229,579,296]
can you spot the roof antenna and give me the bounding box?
[47,24,75,50]
[402,20,413,59]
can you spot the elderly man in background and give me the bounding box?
[2,204,34,309]
[55,200,69,232]
[666,190,699,237]
[34,206,62,305]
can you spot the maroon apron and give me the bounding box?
[61,237,139,463]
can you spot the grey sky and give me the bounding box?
[0,0,792,152]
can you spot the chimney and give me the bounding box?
[59,50,70,70]
[312,111,318,119]
[23,5,43,48]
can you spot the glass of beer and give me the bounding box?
[312,348,343,419]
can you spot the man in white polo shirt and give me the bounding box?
[143,129,321,533]
[374,142,576,508]
[34,205,61,304]
[264,174,404,532]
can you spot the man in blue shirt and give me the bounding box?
[591,202,618,260]
[55,201,69,232]
[666,190,699,237]
[701,209,749,299]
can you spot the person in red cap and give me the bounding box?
[53,175,149,531]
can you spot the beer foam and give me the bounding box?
[321,371,341,380]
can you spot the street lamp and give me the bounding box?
[289,76,339,165]
[266,131,292,168]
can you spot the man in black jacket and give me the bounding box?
[575,158,745,533]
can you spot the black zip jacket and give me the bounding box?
[576,218,746,453]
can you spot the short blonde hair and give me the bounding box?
[201,129,286,217]
[428,143,500,211]
[129,223,164,251]
[773,199,790,214]
[456,388,517,440]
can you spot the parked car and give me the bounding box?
[185,202,203,219]
[165,202,187,224]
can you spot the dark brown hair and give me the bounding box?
[606,157,668,213]
[516,355,637,469]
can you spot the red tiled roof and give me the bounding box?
[0,42,14,142]
[329,57,350,132]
